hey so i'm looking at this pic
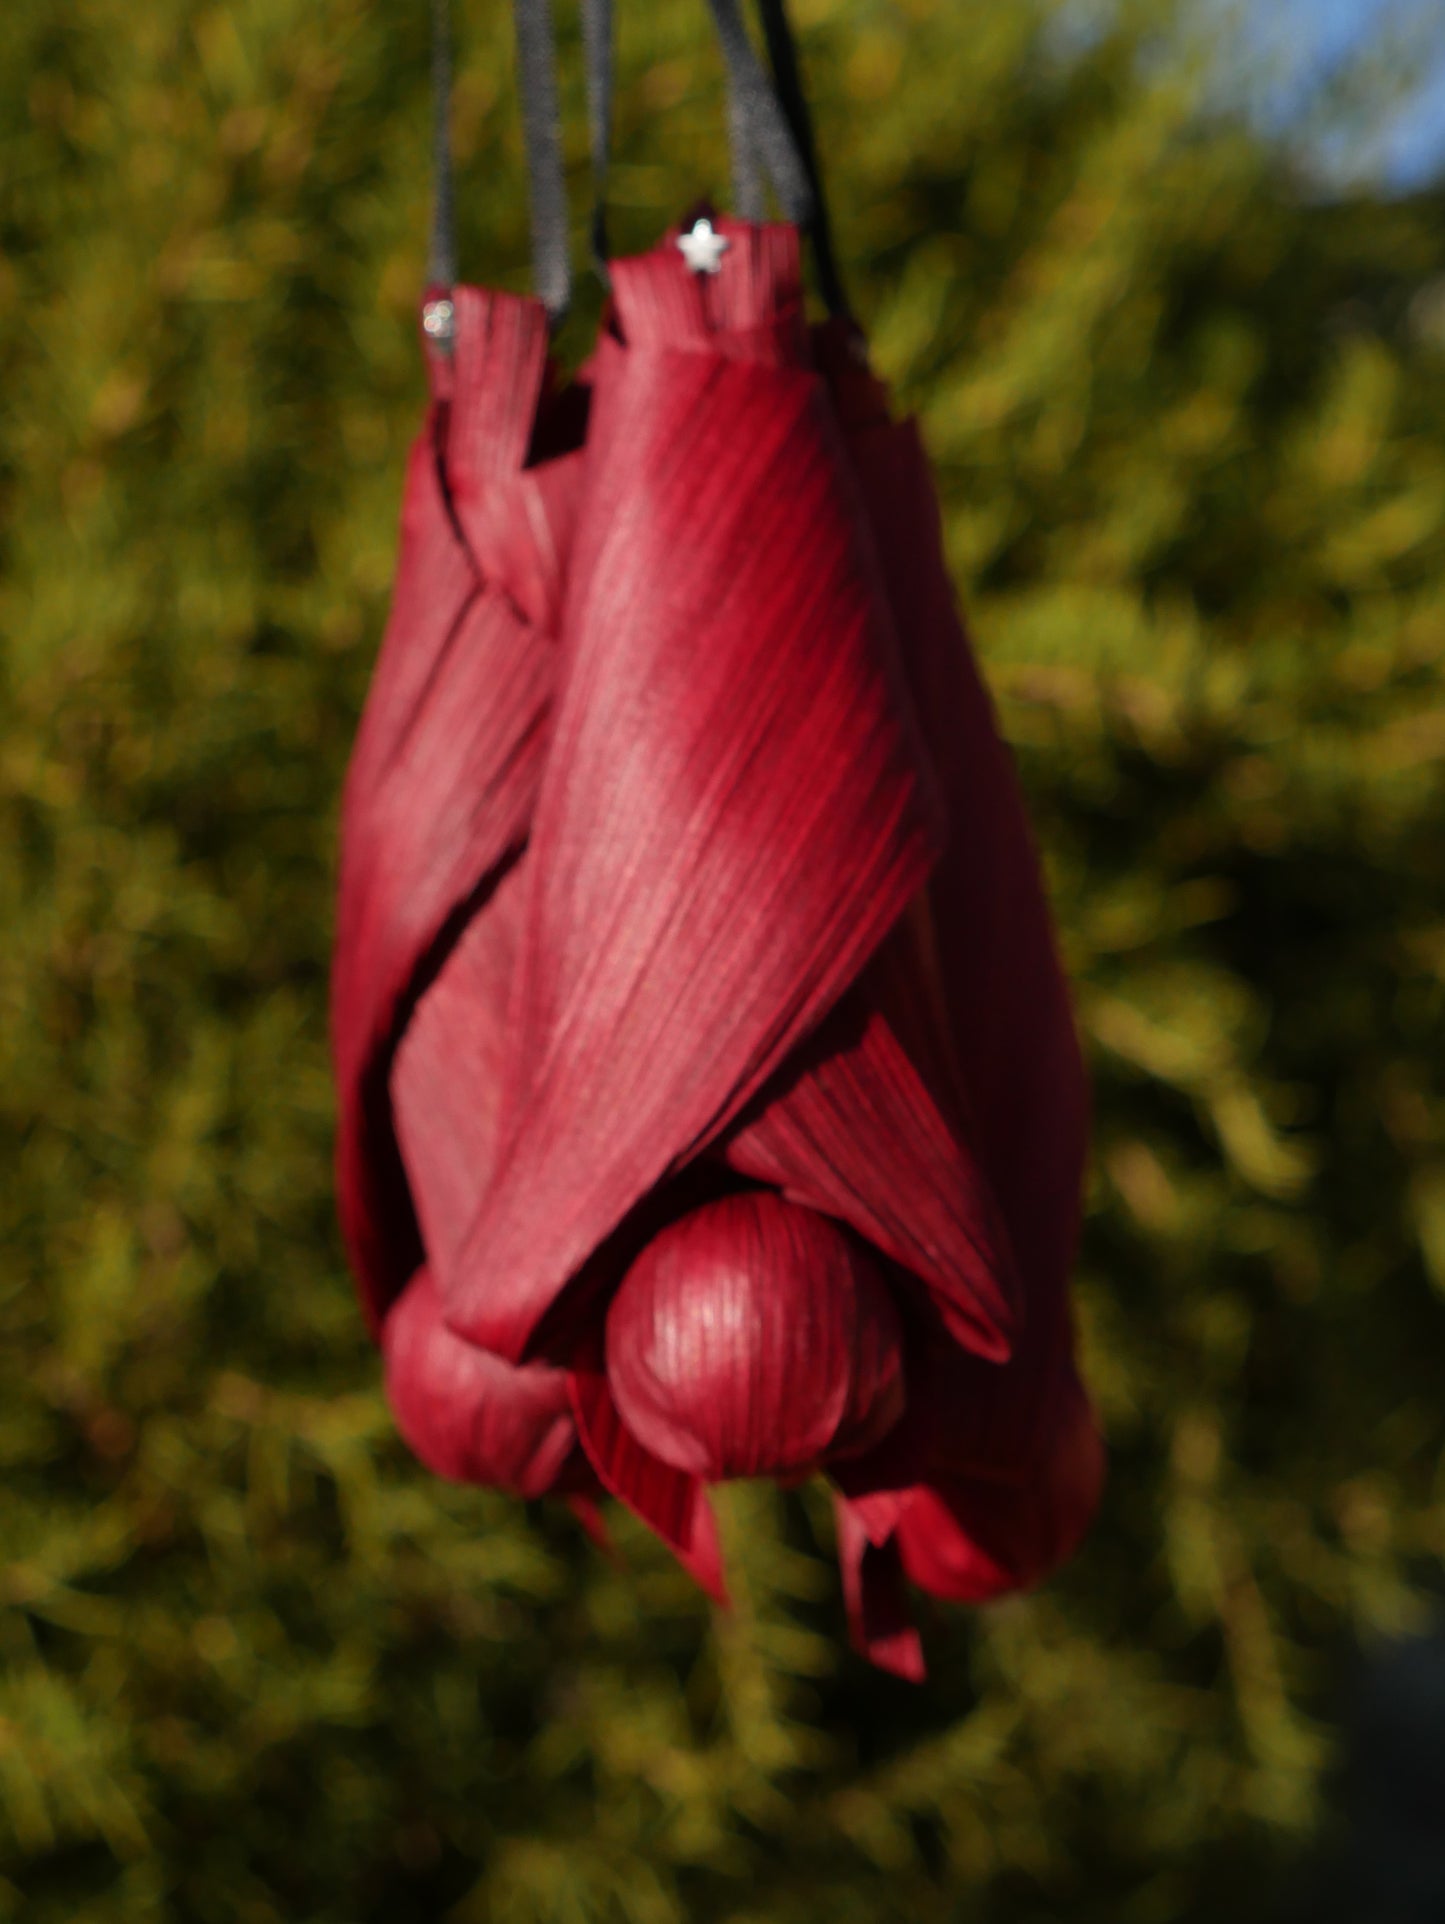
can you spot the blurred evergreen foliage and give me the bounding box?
[3,0,1445,1917]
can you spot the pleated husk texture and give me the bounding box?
[331,218,1101,1677]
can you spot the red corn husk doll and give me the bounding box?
[331,0,1101,1677]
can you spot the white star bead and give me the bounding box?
[676,217,731,276]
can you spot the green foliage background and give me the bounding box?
[4,0,1445,1916]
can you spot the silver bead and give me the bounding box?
[422,296,455,346]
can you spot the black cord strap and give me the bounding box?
[578,0,779,269]
[426,0,572,323]
[727,80,766,223]
[513,0,572,321]
[756,0,847,317]
[580,0,613,281]
[429,0,843,322]
[428,0,456,289]
[704,0,813,229]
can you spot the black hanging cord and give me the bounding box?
[704,0,814,230]
[580,0,612,282]
[727,81,766,224]
[429,0,840,322]
[579,0,775,274]
[426,0,573,324]
[755,0,847,318]
[513,0,572,322]
[428,0,456,289]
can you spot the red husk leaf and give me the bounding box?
[833,1492,925,1682]
[810,323,1100,1644]
[569,1343,728,1604]
[333,292,582,1330]
[817,317,1089,1329]
[721,912,1019,1362]
[445,286,589,638]
[566,1494,613,1553]
[830,1289,1102,1608]
[390,859,525,1280]
[381,1266,593,1498]
[604,1191,904,1482]
[332,389,472,1326]
[894,1372,1104,1601]
[835,1284,1082,1492]
[334,227,1098,1673]
[449,222,940,1363]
